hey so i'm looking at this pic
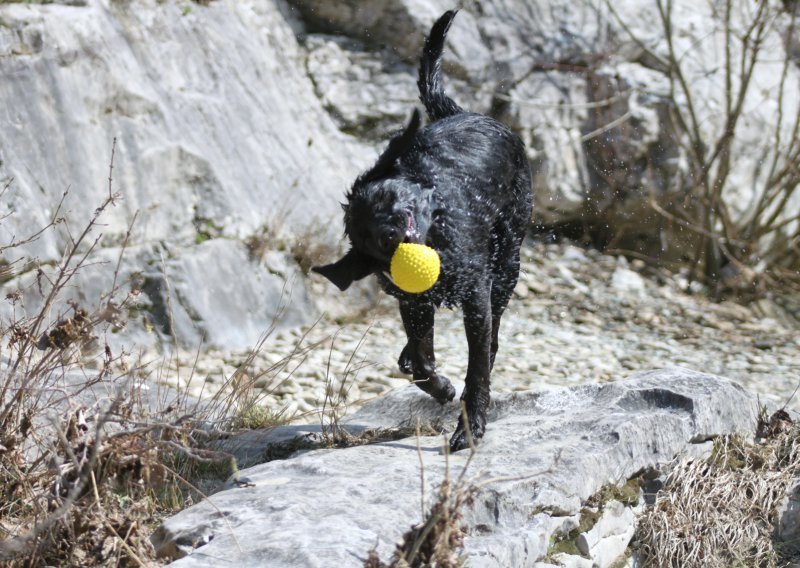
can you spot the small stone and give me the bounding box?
[637,309,657,324]
[562,246,587,262]
[253,378,271,389]
[272,378,300,396]
[575,312,603,327]
[610,267,646,295]
[550,553,593,568]
[755,339,776,350]
[294,398,314,414]
[281,399,299,420]
[527,279,551,295]
[576,500,636,567]
[776,479,800,555]
[514,280,530,298]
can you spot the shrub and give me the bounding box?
[603,0,800,300]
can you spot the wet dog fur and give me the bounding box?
[313,10,532,452]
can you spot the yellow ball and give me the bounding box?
[390,243,441,294]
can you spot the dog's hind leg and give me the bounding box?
[450,284,493,452]
[399,300,456,403]
[489,168,532,368]
[489,226,524,370]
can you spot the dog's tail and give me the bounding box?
[417,10,464,121]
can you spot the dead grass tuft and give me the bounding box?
[0,142,306,565]
[636,413,800,567]
[365,420,480,568]
[364,473,476,568]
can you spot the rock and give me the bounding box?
[0,0,369,347]
[611,266,647,296]
[513,279,529,299]
[576,500,636,567]
[548,554,593,568]
[147,240,313,349]
[305,34,418,140]
[776,479,800,556]
[2,239,314,351]
[288,0,492,79]
[152,368,756,566]
[0,1,367,254]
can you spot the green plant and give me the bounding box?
[231,404,285,430]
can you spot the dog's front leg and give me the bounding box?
[449,285,492,452]
[399,300,456,404]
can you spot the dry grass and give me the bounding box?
[0,143,314,565]
[364,414,481,568]
[245,214,339,277]
[364,471,476,568]
[318,328,373,445]
[0,144,220,564]
[636,410,800,567]
[364,475,475,568]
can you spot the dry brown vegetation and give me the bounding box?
[636,409,800,566]
[602,0,800,301]
[0,144,317,565]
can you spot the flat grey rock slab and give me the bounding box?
[152,368,757,566]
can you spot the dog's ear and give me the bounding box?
[311,248,374,291]
[356,109,421,186]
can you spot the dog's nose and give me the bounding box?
[378,227,400,253]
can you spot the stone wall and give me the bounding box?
[1,0,797,348]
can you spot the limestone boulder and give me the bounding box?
[152,368,757,566]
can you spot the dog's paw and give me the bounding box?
[413,374,456,403]
[448,429,470,452]
[398,344,413,374]
[448,414,486,452]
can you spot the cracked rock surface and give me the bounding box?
[152,369,756,566]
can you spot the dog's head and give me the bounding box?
[314,110,433,291]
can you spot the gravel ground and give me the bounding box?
[161,241,800,423]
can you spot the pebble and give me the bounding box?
[149,242,800,422]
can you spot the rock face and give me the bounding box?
[2,0,797,348]
[292,0,800,256]
[0,0,367,250]
[0,0,370,349]
[152,368,757,566]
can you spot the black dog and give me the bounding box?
[313,10,532,452]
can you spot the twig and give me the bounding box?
[416,418,426,519]
[89,470,146,567]
[107,137,117,202]
[494,89,633,110]
[580,110,633,142]
[648,199,747,246]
